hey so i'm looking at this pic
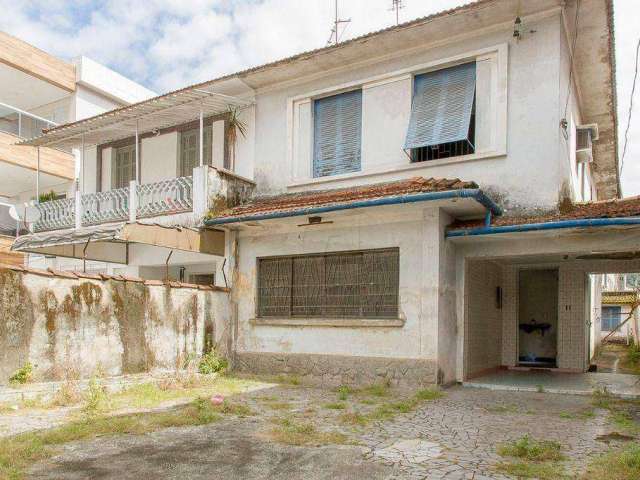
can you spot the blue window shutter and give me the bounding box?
[313,90,362,178]
[404,62,476,150]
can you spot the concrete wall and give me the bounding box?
[232,206,449,386]
[0,266,230,384]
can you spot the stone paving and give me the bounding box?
[13,380,639,479]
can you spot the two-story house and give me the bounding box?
[0,32,154,268]
[13,0,640,387]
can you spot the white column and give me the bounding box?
[129,179,137,223]
[75,190,82,229]
[135,120,140,183]
[36,147,40,202]
[199,108,204,167]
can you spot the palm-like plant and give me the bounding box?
[226,106,248,170]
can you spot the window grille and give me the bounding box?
[313,89,362,178]
[257,248,399,318]
[405,62,476,162]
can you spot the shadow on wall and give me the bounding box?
[0,267,231,384]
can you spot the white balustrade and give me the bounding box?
[33,198,75,232]
[81,187,130,226]
[136,176,193,218]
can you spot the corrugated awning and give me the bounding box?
[12,222,225,264]
[18,87,254,149]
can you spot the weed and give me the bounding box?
[198,350,228,375]
[497,435,563,462]
[583,443,640,480]
[361,382,390,397]
[339,411,369,426]
[275,375,301,386]
[323,402,346,410]
[487,404,520,414]
[82,377,109,416]
[336,385,354,401]
[611,410,636,430]
[264,401,291,411]
[592,387,612,409]
[415,388,444,401]
[267,418,348,446]
[9,363,33,385]
[536,384,545,393]
[216,400,253,417]
[496,461,568,479]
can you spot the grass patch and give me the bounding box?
[267,418,349,446]
[415,388,444,401]
[583,443,640,480]
[275,375,301,386]
[339,411,369,426]
[592,388,613,409]
[497,435,563,462]
[323,402,346,410]
[559,409,596,420]
[496,461,568,479]
[0,397,226,480]
[487,404,520,414]
[264,401,292,411]
[335,385,354,401]
[360,382,390,397]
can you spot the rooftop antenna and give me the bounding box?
[327,0,351,45]
[389,0,404,26]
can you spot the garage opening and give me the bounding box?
[518,269,558,368]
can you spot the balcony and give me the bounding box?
[0,101,58,139]
[32,166,254,233]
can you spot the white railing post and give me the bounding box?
[75,190,82,229]
[129,180,137,223]
[192,166,208,218]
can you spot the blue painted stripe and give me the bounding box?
[204,188,502,226]
[446,217,640,237]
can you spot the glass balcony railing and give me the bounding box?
[0,101,57,139]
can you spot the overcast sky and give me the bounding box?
[1,0,638,197]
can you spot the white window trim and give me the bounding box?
[286,43,508,188]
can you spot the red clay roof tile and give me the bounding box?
[450,196,640,230]
[211,177,477,220]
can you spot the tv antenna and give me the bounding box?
[389,0,404,26]
[327,0,350,46]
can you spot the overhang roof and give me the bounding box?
[12,221,225,263]
[19,88,254,149]
[205,176,499,225]
[602,291,638,305]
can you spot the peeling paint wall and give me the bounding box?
[0,269,230,384]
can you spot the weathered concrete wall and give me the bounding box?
[0,266,230,384]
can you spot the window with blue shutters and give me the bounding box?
[313,90,362,177]
[601,306,622,331]
[405,62,476,162]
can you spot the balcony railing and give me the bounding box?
[81,188,129,226]
[137,176,193,218]
[31,166,255,233]
[33,198,75,232]
[0,101,57,139]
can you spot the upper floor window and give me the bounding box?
[112,144,136,189]
[179,126,212,177]
[405,62,476,162]
[313,89,362,178]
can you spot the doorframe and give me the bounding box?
[516,267,560,368]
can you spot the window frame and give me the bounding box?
[256,248,400,320]
[178,125,213,178]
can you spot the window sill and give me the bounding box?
[249,317,405,328]
[288,150,506,189]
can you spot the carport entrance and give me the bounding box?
[518,269,558,368]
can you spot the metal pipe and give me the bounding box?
[204,188,503,226]
[165,249,173,281]
[0,101,59,126]
[36,147,40,202]
[446,217,640,238]
[82,239,90,273]
[135,120,140,182]
[199,108,204,167]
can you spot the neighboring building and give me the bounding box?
[0,31,155,268]
[599,274,639,341]
[13,0,640,386]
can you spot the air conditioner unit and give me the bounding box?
[576,123,599,163]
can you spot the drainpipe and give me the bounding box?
[82,239,90,273]
[164,249,173,281]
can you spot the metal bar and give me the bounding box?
[199,108,204,167]
[135,120,140,182]
[82,239,90,273]
[165,249,173,281]
[0,101,58,127]
[36,147,40,202]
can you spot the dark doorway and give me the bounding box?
[518,269,559,368]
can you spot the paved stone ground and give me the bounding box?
[19,383,638,479]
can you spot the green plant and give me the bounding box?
[415,388,444,401]
[9,363,33,385]
[323,402,346,410]
[198,350,228,375]
[226,106,248,170]
[497,435,563,462]
[82,376,109,415]
[38,190,58,203]
[336,385,353,400]
[584,443,640,480]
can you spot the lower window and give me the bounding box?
[257,248,399,319]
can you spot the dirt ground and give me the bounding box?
[4,379,636,480]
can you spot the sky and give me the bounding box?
[1,0,638,196]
